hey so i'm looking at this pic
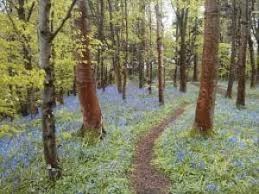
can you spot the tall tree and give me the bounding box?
[249,34,256,88]
[75,0,104,139]
[156,0,164,105]
[178,8,189,92]
[107,0,122,93]
[236,0,249,107]
[226,0,239,98]
[97,0,106,91]
[193,0,220,135]
[39,0,77,179]
[138,0,146,89]
[122,0,128,100]
[147,3,153,94]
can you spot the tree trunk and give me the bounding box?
[122,0,128,100]
[257,41,259,84]
[226,0,239,98]
[97,0,105,91]
[139,1,146,89]
[75,0,104,138]
[179,9,189,93]
[107,0,122,93]
[174,15,180,88]
[17,0,37,116]
[72,65,77,96]
[236,0,249,108]
[39,0,60,179]
[155,1,164,105]
[193,0,220,135]
[147,4,152,94]
[249,35,256,88]
[193,53,198,81]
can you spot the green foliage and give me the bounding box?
[219,43,231,78]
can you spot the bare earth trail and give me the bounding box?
[131,105,188,194]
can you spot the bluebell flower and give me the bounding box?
[206,183,219,192]
[228,137,238,144]
[176,151,185,163]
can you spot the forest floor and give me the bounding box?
[154,83,259,193]
[0,81,258,194]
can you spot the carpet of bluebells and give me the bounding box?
[0,83,196,193]
[154,89,259,193]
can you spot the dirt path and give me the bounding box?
[131,106,187,194]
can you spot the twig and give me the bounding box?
[50,0,78,41]
[26,1,35,22]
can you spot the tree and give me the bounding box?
[74,0,104,139]
[122,0,129,100]
[39,0,77,179]
[226,0,239,98]
[107,0,122,93]
[193,0,220,135]
[178,7,189,93]
[236,0,249,108]
[147,3,153,94]
[156,0,164,105]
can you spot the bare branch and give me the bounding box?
[26,1,35,22]
[50,0,78,41]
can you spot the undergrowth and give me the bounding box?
[154,93,259,194]
[0,85,197,194]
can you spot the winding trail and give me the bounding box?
[131,105,188,194]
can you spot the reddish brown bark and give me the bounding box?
[193,0,220,134]
[75,0,103,138]
[236,0,249,108]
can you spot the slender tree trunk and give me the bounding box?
[72,65,77,96]
[249,35,256,88]
[75,0,104,138]
[257,41,259,84]
[193,0,220,135]
[39,0,60,179]
[193,53,198,81]
[147,4,152,94]
[179,9,189,93]
[174,9,180,88]
[107,0,122,93]
[122,0,128,100]
[97,0,105,91]
[139,1,146,89]
[156,1,164,105]
[236,0,249,108]
[226,0,239,98]
[17,0,37,116]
